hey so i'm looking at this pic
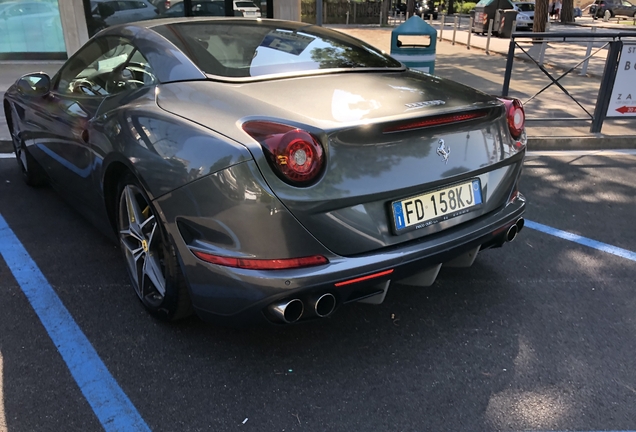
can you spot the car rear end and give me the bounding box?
[150,20,527,324]
[234,0,261,16]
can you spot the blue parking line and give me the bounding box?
[526,220,636,262]
[0,214,151,432]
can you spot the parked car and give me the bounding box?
[415,1,438,19]
[233,0,260,16]
[4,18,526,325]
[90,0,158,26]
[157,0,236,17]
[393,1,407,14]
[590,0,636,19]
[512,1,534,29]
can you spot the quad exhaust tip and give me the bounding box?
[268,299,304,324]
[314,293,336,318]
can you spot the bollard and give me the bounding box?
[380,11,383,25]
[346,11,350,25]
[440,14,445,41]
[429,14,433,26]
[452,15,458,45]
[580,27,596,75]
[511,20,517,38]
[467,17,473,49]
[538,39,547,66]
[485,19,493,54]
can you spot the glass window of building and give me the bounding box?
[0,0,66,59]
[84,0,267,39]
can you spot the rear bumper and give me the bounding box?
[188,194,526,326]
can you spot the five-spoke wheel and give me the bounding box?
[117,174,192,320]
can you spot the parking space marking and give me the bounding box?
[0,214,151,432]
[526,219,636,262]
[0,153,15,159]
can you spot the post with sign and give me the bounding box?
[591,41,636,133]
[607,43,636,116]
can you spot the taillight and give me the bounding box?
[165,0,170,8]
[384,110,488,133]
[242,121,325,186]
[499,97,525,141]
[192,250,329,270]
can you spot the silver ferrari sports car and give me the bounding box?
[4,18,526,325]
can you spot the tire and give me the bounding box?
[116,173,193,321]
[7,103,47,187]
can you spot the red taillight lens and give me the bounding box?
[384,110,488,133]
[192,250,329,270]
[499,97,525,140]
[242,121,325,186]
[165,0,170,8]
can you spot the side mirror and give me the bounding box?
[17,73,51,97]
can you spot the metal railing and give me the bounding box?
[501,31,636,133]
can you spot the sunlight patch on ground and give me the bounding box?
[486,388,570,430]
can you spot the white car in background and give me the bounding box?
[512,1,535,29]
[234,0,261,16]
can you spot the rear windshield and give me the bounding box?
[153,21,402,79]
[515,3,535,11]
[235,1,257,7]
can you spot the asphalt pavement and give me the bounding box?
[1,18,636,432]
[1,151,636,431]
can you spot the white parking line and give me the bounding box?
[0,153,15,159]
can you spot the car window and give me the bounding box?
[56,37,157,97]
[153,21,402,79]
[515,3,534,12]
[235,1,257,7]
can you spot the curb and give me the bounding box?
[527,135,636,151]
[2,136,634,154]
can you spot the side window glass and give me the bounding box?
[117,1,134,10]
[56,37,156,97]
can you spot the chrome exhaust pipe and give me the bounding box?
[506,224,518,242]
[314,293,336,318]
[268,299,304,323]
[515,217,525,233]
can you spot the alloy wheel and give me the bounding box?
[118,184,167,306]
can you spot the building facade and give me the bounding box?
[0,0,300,61]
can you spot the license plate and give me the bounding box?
[391,179,482,233]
